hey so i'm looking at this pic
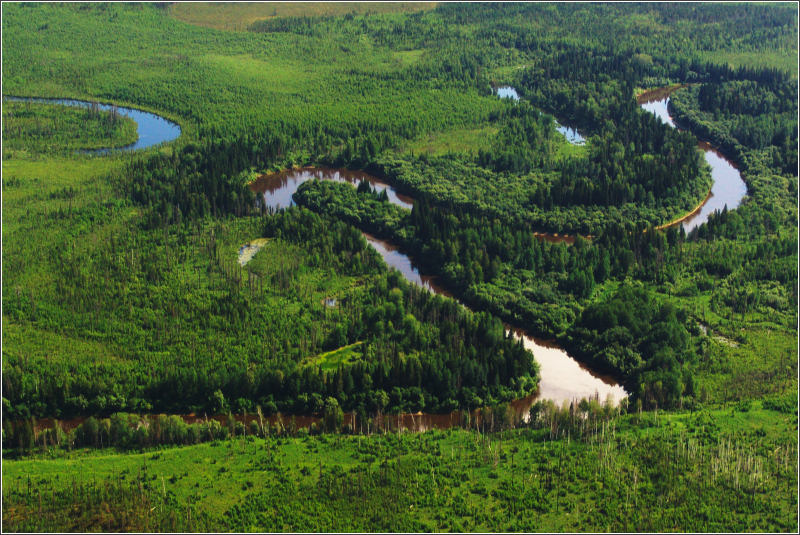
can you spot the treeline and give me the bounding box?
[2,100,138,154]
[476,100,559,174]
[6,389,625,454]
[564,284,696,409]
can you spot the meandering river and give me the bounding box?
[3,96,181,153]
[637,88,747,232]
[246,85,748,425]
[250,168,627,415]
[32,85,748,433]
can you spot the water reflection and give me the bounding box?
[638,94,747,233]
[496,86,520,100]
[362,235,626,407]
[4,96,181,153]
[249,167,414,210]
[494,86,585,144]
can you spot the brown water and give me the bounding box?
[252,166,626,409]
[362,232,452,296]
[30,165,625,437]
[362,235,626,407]
[29,91,747,435]
[638,90,747,233]
[249,166,414,211]
[363,234,625,409]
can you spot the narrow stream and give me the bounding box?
[249,166,414,210]
[496,85,747,237]
[495,86,586,144]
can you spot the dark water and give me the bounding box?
[362,232,450,294]
[363,231,625,407]
[249,167,414,211]
[638,93,747,233]
[3,95,181,153]
[32,164,625,435]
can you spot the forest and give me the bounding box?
[1,2,797,532]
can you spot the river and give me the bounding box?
[35,85,747,433]
[250,168,627,416]
[637,88,747,232]
[3,96,181,153]
[247,83,749,423]
[496,85,586,145]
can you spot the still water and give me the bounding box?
[638,92,747,232]
[4,95,181,153]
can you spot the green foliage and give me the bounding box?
[1,3,797,531]
[565,284,696,409]
[3,406,797,532]
[2,101,137,155]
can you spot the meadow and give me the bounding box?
[3,403,796,532]
[2,101,138,155]
[2,2,797,531]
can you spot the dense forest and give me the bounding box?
[2,2,797,532]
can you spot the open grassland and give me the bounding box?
[303,341,365,372]
[400,124,499,156]
[168,2,438,31]
[700,49,798,79]
[3,405,796,532]
[1,3,501,145]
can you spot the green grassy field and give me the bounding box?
[304,341,365,372]
[3,404,796,532]
[2,101,138,156]
[168,2,439,31]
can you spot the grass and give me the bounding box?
[553,133,589,161]
[303,341,364,371]
[700,49,798,79]
[3,405,796,532]
[1,4,796,530]
[399,124,499,156]
[2,101,138,155]
[168,2,439,32]
[391,49,426,66]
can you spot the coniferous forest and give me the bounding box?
[1,2,797,532]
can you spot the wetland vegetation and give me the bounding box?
[2,2,797,532]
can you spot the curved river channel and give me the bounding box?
[3,96,181,153]
[637,88,747,232]
[248,86,749,429]
[31,87,747,433]
[250,166,627,426]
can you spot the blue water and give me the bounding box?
[4,96,181,153]
[639,96,747,233]
[496,86,520,100]
[495,86,586,145]
[555,123,586,145]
